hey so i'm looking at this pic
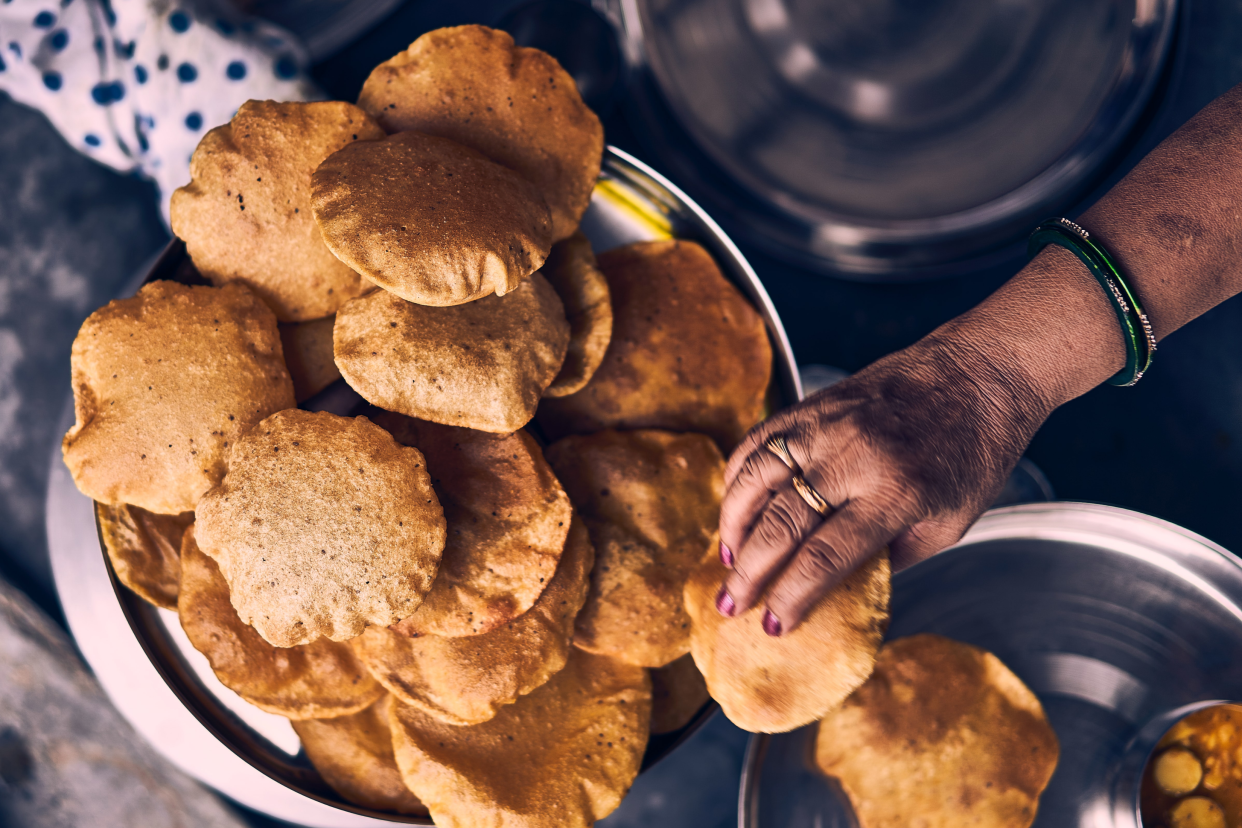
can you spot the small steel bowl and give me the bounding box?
[739,503,1242,828]
[45,147,801,827]
[1113,700,1242,828]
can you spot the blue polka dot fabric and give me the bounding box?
[0,0,314,224]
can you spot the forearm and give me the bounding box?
[931,82,1242,416]
[1083,83,1242,339]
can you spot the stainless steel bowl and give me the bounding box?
[739,503,1242,828]
[45,147,801,827]
[617,0,1179,277]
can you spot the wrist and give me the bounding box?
[928,244,1127,421]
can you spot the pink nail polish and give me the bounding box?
[720,542,734,568]
[715,586,736,617]
[762,609,782,637]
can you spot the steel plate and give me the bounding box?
[739,502,1242,828]
[46,147,800,826]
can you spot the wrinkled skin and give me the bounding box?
[717,334,1052,633]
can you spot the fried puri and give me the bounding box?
[389,648,650,828]
[279,315,342,402]
[63,280,294,515]
[815,634,1059,828]
[194,410,445,647]
[540,232,612,398]
[311,130,552,307]
[178,527,384,719]
[537,240,771,450]
[96,502,192,610]
[375,414,570,637]
[358,24,603,242]
[545,429,725,668]
[292,695,428,815]
[684,547,890,733]
[333,274,569,434]
[650,653,712,735]
[170,101,383,322]
[352,516,593,725]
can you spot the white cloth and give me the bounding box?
[0,0,316,222]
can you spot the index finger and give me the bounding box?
[718,442,794,558]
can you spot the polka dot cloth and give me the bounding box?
[0,0,316,224]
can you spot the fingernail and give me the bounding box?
[720,542,734,568]
[762,609,783,637]
[715,586,736,617]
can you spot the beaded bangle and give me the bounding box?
[1028,218,1156,387]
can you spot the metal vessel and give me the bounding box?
[45,147,800,827]
[618,0,1179,277]
[739,503,1242,828]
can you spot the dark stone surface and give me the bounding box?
[0,95,168,617]
[0,575,248,828]
[600,711,751,828]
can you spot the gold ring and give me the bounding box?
[791,474,833,517]
[765,435,798,472]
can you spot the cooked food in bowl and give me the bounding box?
[1142,703,1242,828]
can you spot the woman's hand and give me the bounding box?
[716,329,1058,637]
[716,81,1242,637]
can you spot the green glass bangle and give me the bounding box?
[1028,218,1156,387]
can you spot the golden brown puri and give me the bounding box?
[684,546,890,734]
[358,24,603,243]
[96,502,192,610]
[649,653,711,735]
[815,634,1060,828]
[352,516,593,725]
[194,410,446,648]
[311,130,552,307]
[279,315,342,402]
[375,414,570,637]
[170,100,382,322]
[540,232,612,398]
[62,280,295,515]
[537,240,772,451]
[545,429,725,668]
[388,648,650,828]
[334,274,569,434]
[291,695,428,816]
[178,527,385,720]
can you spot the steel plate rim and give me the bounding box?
[600,145,803,404]
[98,518,427,823]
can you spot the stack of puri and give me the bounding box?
[61,23,770,828]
